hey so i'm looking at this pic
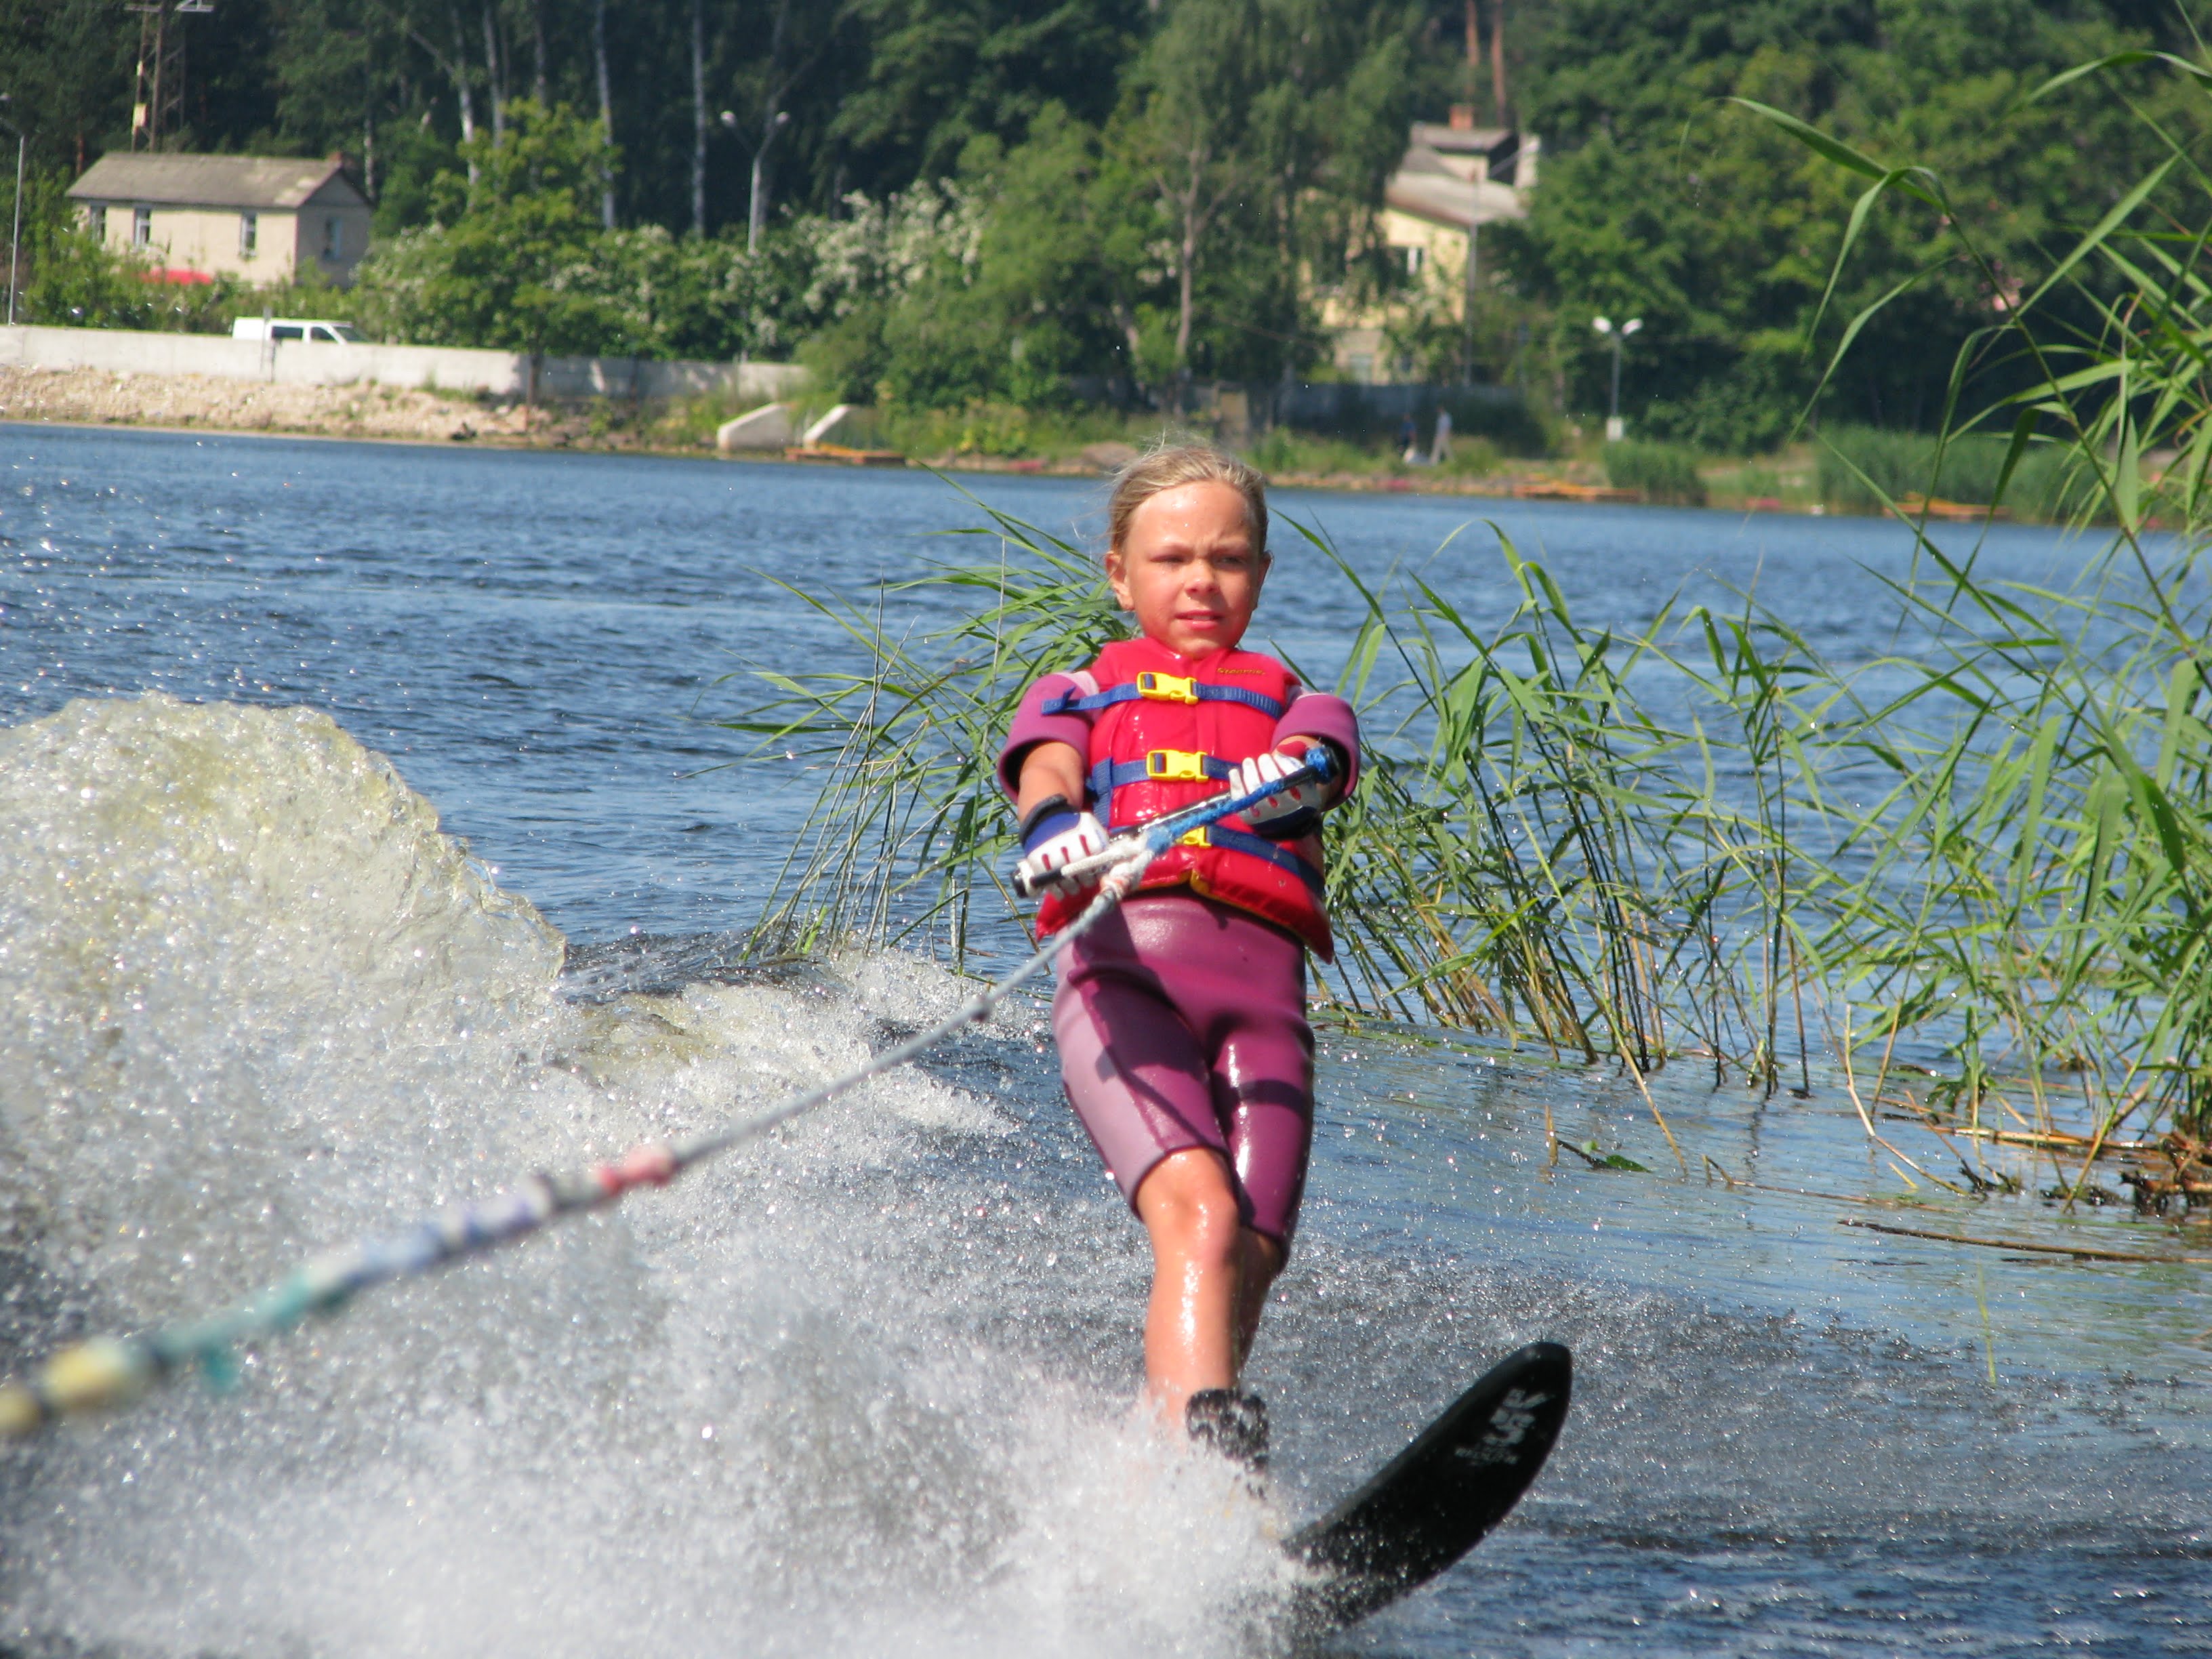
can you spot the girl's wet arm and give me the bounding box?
[1015,741,1087,817]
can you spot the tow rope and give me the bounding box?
[0,749,1334,1440]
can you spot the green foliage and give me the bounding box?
[1503,0,2196,447]
[14,0,2203,466]
[827,0,1148,185]
[350,100,611,355]
[1,169,236,331]
[1120,0,1414,401]
[855,400,1160,462]
[1602,442,1707,505]
[1244,429,1383,476]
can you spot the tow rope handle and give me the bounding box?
[1013,743,1336,899]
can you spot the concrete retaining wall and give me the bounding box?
[0,324,805,403]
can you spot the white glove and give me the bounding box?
[1227,749,1326,830]
[1015,811,1110,897]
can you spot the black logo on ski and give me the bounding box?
[1286,1341,1571,1637]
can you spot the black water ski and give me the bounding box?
[1286,1341,1571,1637]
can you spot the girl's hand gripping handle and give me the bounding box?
[1010,744,1336,900]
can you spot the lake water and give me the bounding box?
[2,425,2207,1658]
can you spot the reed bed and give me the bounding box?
[718,489,2207,1178]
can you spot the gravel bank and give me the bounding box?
[0,364,539,445]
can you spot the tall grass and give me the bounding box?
[723,503,1124,962]
[1601,442,1708,506]
[1816,425,2077,516]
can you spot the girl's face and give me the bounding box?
[1106,480,1268,659]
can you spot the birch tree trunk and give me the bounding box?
[481,0,505,140]
[689,0,706,237]
[531,0,549,106]
[747,0,793,252]
[593,0,615,228]
[434,1,478,182]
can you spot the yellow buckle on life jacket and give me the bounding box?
[1176,827,1210,848]
[1146,749,1210,782]
[1136,671,1199,705]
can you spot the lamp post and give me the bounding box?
[1590,314,1641,441]
[0,97,22,329]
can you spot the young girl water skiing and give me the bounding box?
[1000,445,1359,1469]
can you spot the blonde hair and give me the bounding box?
[1105,443,1269,558]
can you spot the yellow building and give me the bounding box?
[66,153,373,287]
[1321,119,1535,382]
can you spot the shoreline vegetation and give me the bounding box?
[0,363,2148,523]
[722,46,2212,1234]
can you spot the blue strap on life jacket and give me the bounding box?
[1086,751,1236,813]
[1041,676,1288,721]
[1197,825,1327,897]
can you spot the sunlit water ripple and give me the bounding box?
[1,426,2206,1658]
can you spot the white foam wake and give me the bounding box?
[0,695,1295,1659]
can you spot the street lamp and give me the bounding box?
[1591,314,1641,441]
[0,96,23,329]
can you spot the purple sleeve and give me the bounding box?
[998,674,1090,800]
[1274,691,1361,798]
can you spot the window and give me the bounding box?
[1402,244,1425,275]
[322,216,342,260]
[239,211,258,257]
[270,325,304,342]
[87,205,106,240]
[132,205,151,247]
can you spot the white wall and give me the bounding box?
[0,324,807,403]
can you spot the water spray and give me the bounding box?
[0,748,1334,1440]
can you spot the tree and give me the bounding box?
[1500,0,2192,445]
[353,98,612,356]
[827,0,1147,187]
[1120,0,1267,411]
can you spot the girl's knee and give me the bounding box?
[1134,1150,1244,1263]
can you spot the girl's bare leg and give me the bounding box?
[1232,1227,1284,1366]
[1132,1147,1246,1420]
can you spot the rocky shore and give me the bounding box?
[0,364,542,445]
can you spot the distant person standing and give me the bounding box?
[1431,409,1454,465]
[1397,411,1420,464]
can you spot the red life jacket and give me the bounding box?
[1033,636,1334,958]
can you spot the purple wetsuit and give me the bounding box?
[1000,660,1360,1250]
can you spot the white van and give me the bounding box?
[232,317,361,344]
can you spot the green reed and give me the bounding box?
[718,480,2209,1160]
[721,499,1124,964]
[717,499,1836,1125]
[1733,45,2212,1159]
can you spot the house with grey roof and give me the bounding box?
[1319,115,1536,382]
[66,154,372,287]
